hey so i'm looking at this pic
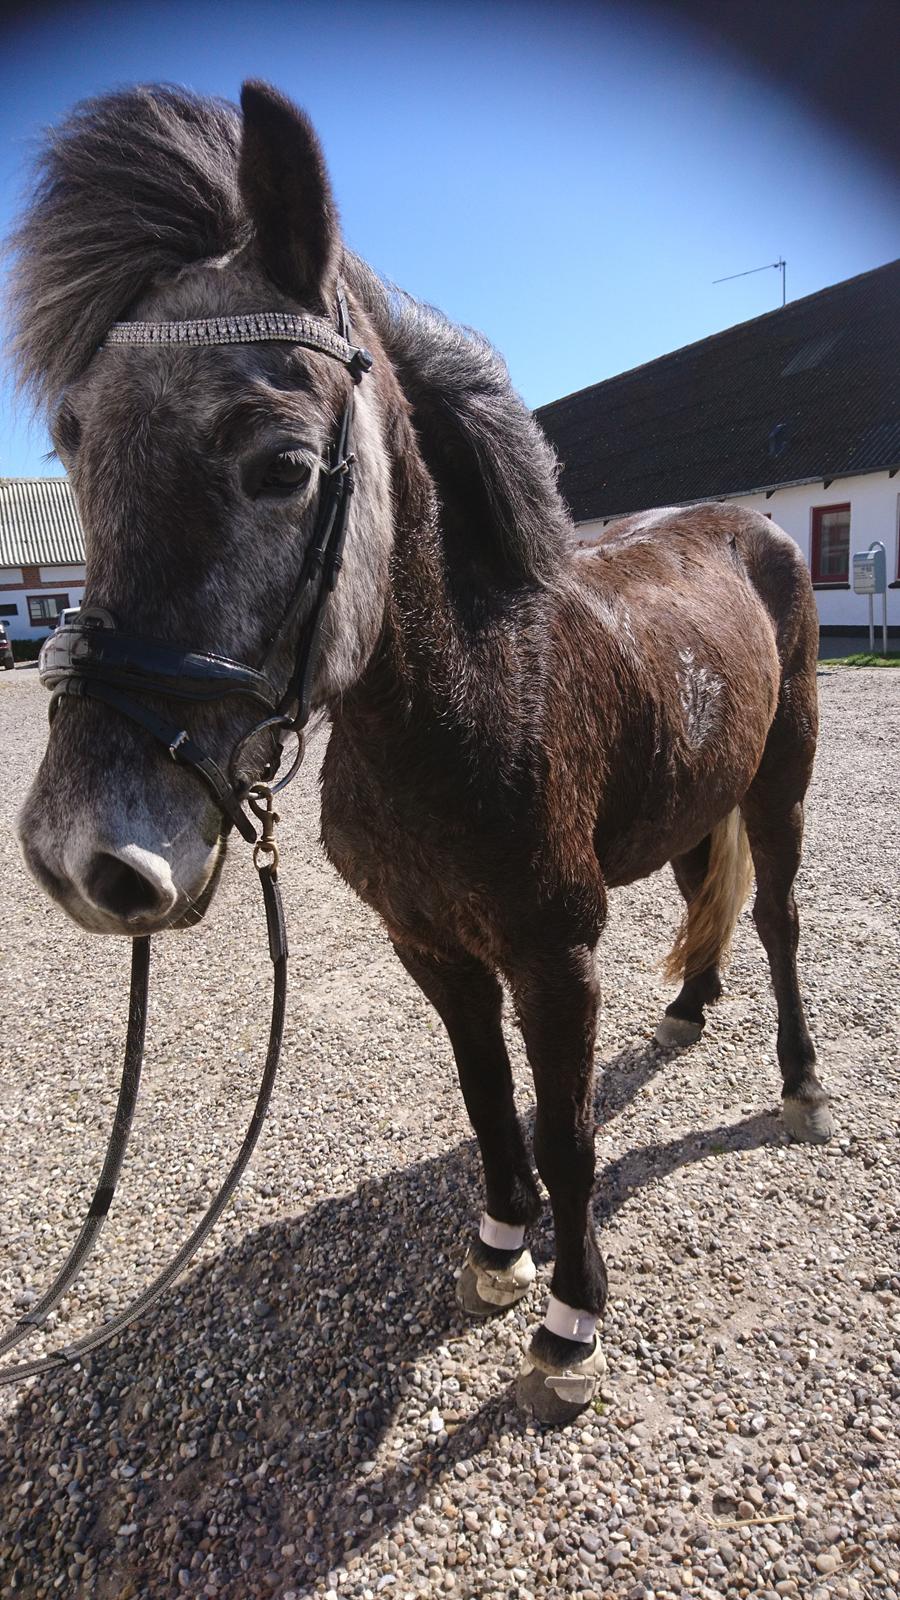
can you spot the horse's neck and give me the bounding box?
[331,427,538,779]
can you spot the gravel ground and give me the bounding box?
[0,664,898,1600]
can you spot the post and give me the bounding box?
[854,542,887,657]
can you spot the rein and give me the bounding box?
[0,292,372,1385]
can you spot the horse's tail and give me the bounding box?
[663,810,754,983]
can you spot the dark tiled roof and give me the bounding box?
[0,477,84,568]
[535,259,900,522]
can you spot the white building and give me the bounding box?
[536,260,899,647]
[0,478,85,643]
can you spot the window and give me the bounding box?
[0,603,18,617]
[810,505,850,584]
[27,593,69,625]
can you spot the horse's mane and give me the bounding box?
[341,255,571,583]
[5,85,246,415]
[6,84,570,584]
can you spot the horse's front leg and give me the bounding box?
[392,943,542,1314]
[509,946,608,1423]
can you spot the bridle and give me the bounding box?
[38,291,373,847]
[0,291,373,1383]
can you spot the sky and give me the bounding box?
[1,0,898,477]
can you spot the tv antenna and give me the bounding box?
[714,258,786,307]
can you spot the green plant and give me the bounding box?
[819,651,900,667]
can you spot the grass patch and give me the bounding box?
[819,651,900,667]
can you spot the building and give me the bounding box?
[0,478,86,642]
[536,260,900,643]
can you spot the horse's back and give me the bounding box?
[562,504,817,883]
[575,501,816,678]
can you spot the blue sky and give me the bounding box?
[1,0,898,476]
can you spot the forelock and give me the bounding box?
[4,85,248,416]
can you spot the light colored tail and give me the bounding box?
[663,809,754,983]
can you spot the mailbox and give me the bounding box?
[852,545,886,595]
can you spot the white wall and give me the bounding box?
[0,566,86,642]
[576,471,899,632]
[39,565,86,585]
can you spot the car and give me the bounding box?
[55,606,81,629]
[0,623,14,670]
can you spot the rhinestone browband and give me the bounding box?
[104,312,372,376]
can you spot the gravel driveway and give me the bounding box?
[0,666,897,1600]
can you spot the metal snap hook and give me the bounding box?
[247,783,280,874]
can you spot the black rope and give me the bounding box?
[0,865,286,1385]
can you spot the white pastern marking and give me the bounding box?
[479,1212,525,1251]
[544,1294,597,1344]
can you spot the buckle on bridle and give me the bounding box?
[169,729,189,759]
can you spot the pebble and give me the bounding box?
[0,672,898,1600]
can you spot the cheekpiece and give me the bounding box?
[104,312,373,378]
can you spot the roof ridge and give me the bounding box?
[536,259,900,521]
[536,257,900,417]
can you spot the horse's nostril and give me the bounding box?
[83,852,170,920]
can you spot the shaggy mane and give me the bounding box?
[343,254,571,583]
[7,84,570,583]
[6,85,246,414]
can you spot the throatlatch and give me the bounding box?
[0,291,372,1384]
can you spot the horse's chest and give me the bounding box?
[320,765,506,963]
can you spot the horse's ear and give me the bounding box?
[238,80,339,306]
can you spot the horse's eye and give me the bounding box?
[258,450,313,495]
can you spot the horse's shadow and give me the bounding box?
[0,1037,783,1599]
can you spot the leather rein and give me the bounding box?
[0,292,373,1384]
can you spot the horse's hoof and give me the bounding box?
[456,1247,536,1316]
[782,1095,835,1144]
[654,1013,702,1048]
[516,1335,607,1424]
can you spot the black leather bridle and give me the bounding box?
[38,290,373,845]
[0,291,374,1383]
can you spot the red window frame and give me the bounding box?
[810,504,850,585]
[27,592,69,625]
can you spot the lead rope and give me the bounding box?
[0,787,286,1385]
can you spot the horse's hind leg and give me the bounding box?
[392,943,542,1315]
[655,811,752,1047]
[741,776,834,1144]
[655,837,723,1046]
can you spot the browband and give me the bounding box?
[104,311,373,380]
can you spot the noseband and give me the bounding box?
[0,293,373,1383]
[38,291,374,844]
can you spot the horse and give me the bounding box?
[8,80,832,1422]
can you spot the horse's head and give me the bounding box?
[11,83,393,934]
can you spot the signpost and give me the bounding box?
[852,541,887,655]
